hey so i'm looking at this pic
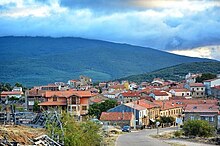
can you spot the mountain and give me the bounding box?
[118,62,220,83]
[0,36,215,87]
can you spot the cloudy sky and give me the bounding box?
[0,0,220,60]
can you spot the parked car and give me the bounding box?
[122,125,131,132]
[90,118,103,125]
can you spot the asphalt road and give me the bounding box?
[115,127,177,146]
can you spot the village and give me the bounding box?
[1,73,220,145]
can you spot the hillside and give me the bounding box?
[118,62,220,83]
[0,36,214,86]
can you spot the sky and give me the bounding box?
[0,0,220,60]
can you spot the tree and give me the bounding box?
[160,116,175,124]
[47,112,102,146]
[88,100,117,119]
[196,73,217,83]
[183,120,214,137]
[14,82,23,87]
[33,101,40,112]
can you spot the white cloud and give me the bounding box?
[169,46,220,61]
[0,0,220,61]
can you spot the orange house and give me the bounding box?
[39,90,92,117]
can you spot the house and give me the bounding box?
[118,91,140,103]
[0,91,24,100]
[153,100,183,118]
[89,94,108,104]
[100,112,134,127]
[169,88,191,98]
[211,85,220,99]
[184,104,219,128]
[67,80,79,88]
[67,91,93,118]
[39,90,93,120]
[107,103,147,126]
[149,91,170,100]
[108,84,126,92]
[185,73,201,84]
[136,99,161,125]
[185,83,205,98]
[38,84,61,91]
[204,78,220,95]
[103,90,121,99]
[151,78,164,86]
[25,88,46,111]
[12,87,22,92]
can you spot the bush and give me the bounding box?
[183,120,215,137]
[160,116,175,124]
[47,112,102,146]
[174,130,183,137]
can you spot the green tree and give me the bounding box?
[33,101,40,112]
[183,120,214,137]
[14,82,23,87]
[47,112,102,146]
[88,100,117,119]
[160,116,175,124]
[196,73,217,83]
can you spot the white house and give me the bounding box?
[169,88,191,98]
[204,78,220,95]
[0,91,23,99]
[149,91,170,100]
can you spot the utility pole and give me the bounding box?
[133,97,136,130]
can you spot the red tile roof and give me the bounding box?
[27,89,46,96]
[153,100,184,110]
[39,101,67,106]
[109,85,125,90]
[136,99,160,109]
[170,89,190,92]
[122,91,140,97]
[1,91,23,96]
[185,104,219,113]
[45,90,92,98]
[152,91,168,96]
[171,99,218,106]
[189,83,205,87]
[100,112,133,121]
[125,102,147,110]
[212,85,220,90]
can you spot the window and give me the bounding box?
[82,106,87,110]
[201,92,203,95]
[190,116,195,120]
[187,93,189,95]
[53,96,57,101]
[197,93,199,95]
[209,117,214,122]
[182,93,184,96]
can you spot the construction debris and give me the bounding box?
[34,135,61,146]
[0,125,46,145]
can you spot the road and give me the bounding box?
[116,127,215,146]
[116,127,175,146]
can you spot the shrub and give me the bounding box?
[174,130,183,137]
[183,120,214,137]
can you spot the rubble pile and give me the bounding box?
[0,125,46,145]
